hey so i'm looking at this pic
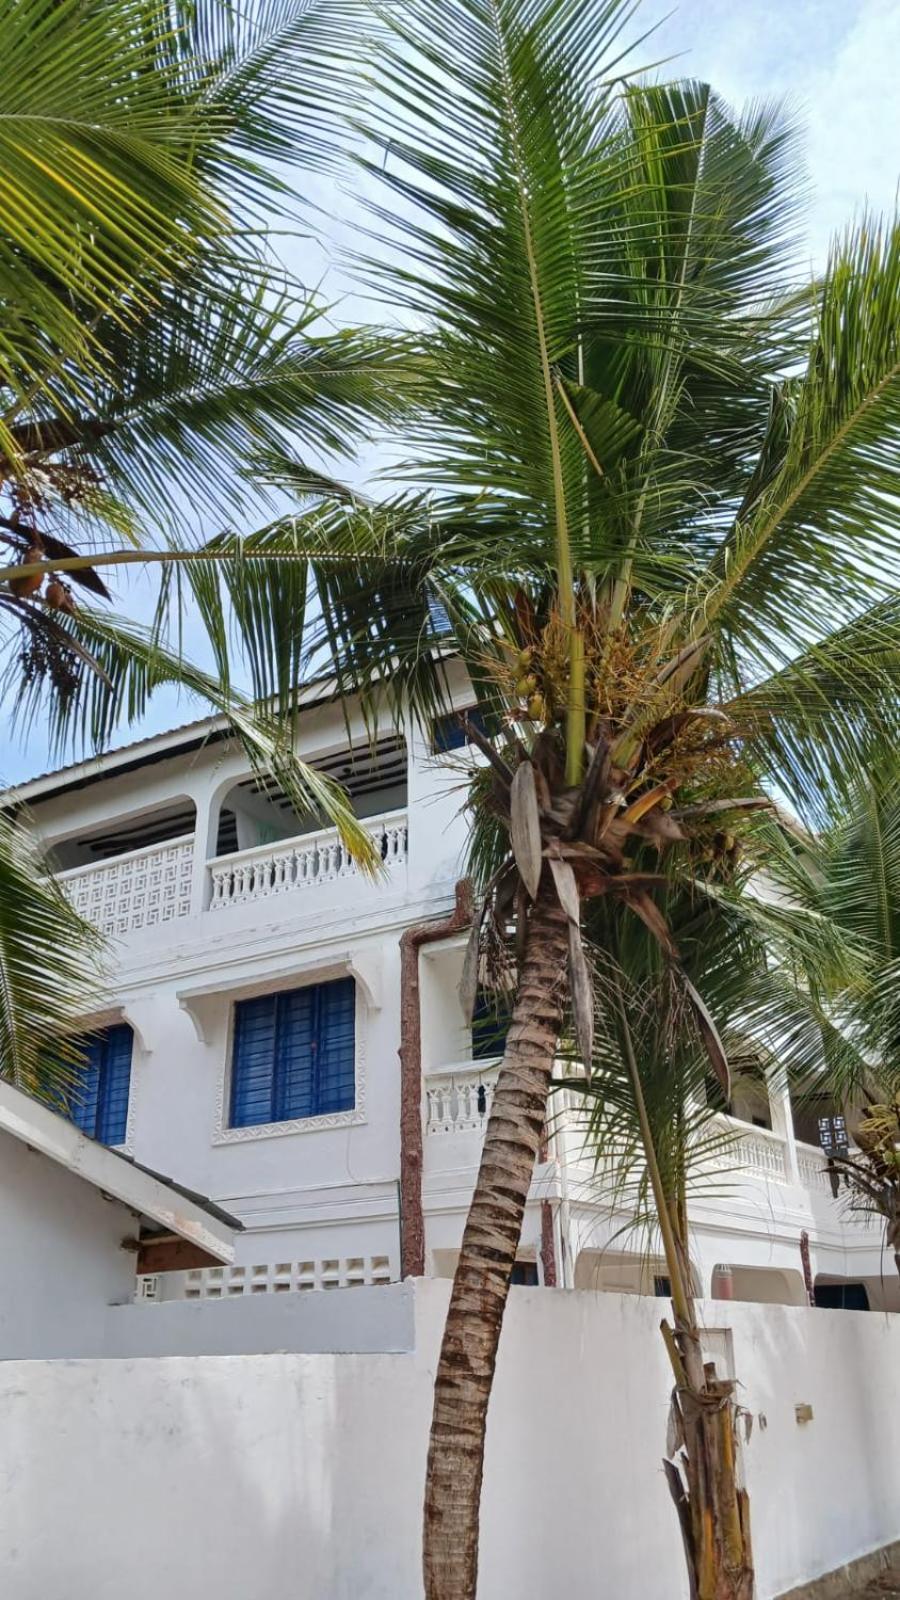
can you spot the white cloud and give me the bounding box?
[649,0,899,261]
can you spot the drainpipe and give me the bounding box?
[540,1200,558,1287]
[398,880,473,1279]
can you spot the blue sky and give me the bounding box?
[4,0,898,785]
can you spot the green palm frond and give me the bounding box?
[814,773,900,1080]
[730,599,900,823]
[824,774,900,961]
[701,216,900,664]
[0,809,104,1097]
[9,278,417,532]
[360,24,806,568]
[0,0,365,438]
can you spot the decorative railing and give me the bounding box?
[59,835,194,936]
[716,1118,791,1184]
[795,1142,839,1195]
[423,1088,798,1197]
[425,1061,500,1136]
[207,810,408,911]
[138,1252,396,1302]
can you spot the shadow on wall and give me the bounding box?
[5,1350,425,1600]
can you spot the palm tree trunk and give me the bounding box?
[613,986,754,1600]
[423,880,569,1600]
[662,1306,755,1600]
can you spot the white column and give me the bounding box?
[188,771,224,918]
[767,1067,800,1182]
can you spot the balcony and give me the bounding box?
[207,810,408,911]
[56,811,408,937]
[58,834,194,937]
[422,1064,844,1208]
[716,1117,792,1184]
[425,1060,499,1136]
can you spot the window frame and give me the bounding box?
[66,1022,135,1149]
[431,705,493,755]
[214,975,367,1145]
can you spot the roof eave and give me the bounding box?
[0,1079,237,1263]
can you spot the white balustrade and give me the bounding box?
[716,1118,790,1183]
[207,811,408,911]
[59,835,194,936]
[425,1062,500,1135]
[796,1143,838,1194]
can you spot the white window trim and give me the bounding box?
[68,1004,143,1158]
[211,974,368,1145]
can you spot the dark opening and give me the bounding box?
[814,1282,870,1311]
[432,706,492,754]
[472,986,512,1061]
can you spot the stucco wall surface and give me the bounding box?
[2,1282,900,1599]
[0,1129,137,1360]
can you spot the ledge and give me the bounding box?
[177,947,383,1041]
[777,1541,900,1600]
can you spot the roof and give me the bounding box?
[0,1077,239,1263]
[4,713,227,806]
[1,666,358,808]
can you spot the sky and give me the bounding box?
[3,0,899,786]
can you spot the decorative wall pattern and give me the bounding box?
[148,1253,396,1301]
[60,836,194,937]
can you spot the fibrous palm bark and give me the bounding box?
[424,882,568,1599]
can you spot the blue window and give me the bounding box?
[230,978,356,1129]
[472,987,512,1061]
[432,706,491,754]
[67,1024,133,1145]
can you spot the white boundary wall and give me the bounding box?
[3,1281,900,1599]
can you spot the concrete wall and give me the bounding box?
[0,1129,138,1359]
[4,1280,900,1599]
[102,1280,416,1357]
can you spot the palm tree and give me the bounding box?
[799,773,900,1278]
[0,0,404,1074]
[222,1,900,1592]
[9,3,900,1592]
[565,821,857,1600]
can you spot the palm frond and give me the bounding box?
[701,215,900,665]
[731,598,900,823]
[0,809,104,1098]
[0,0,365,433]
[13,277,418,533]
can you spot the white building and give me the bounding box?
[0,1073,237,1358]
[8,670,897,1316]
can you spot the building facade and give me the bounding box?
[10,668,898,1314]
